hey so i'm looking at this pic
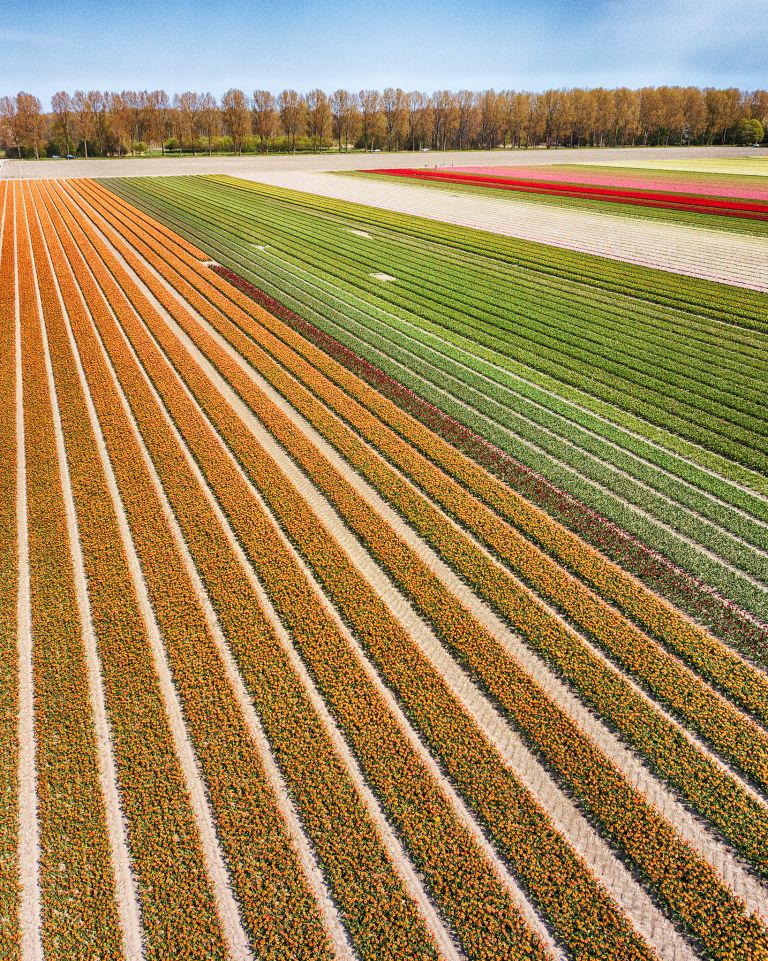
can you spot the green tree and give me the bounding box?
[736,117,764,144]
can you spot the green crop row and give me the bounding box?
[170,177,768,462]
[218,175,768,331]
[123,176,768,417]
[108,175,768,491]
[112,174,768,507]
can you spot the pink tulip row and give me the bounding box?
[368,168,768,218]
[454,165,768,201]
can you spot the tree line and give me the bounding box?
[1,86,766,159]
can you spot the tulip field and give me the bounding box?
[365,167,768,219]
[355,164,768,237]
[1,173,767,961]
[453,165,768,200]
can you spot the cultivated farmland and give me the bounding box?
[364,167,768,219]
[1,170,767,961]
[224,167,768,289]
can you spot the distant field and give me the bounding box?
[348,168,768,237]
[543,162,768,193]
[582,157,768,176]
[359,165,768,234]
[3,174,768,960]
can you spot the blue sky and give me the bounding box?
[1,0,765,103]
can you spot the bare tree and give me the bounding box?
[107,92,132,156]
[21,92,45,158]
[72,90,95,157]
[198,93,219,154]
[119,90,143,148]
[478,90,504,149]
[382,87,407,150]
[305,89,332,151]
[611,87,640,145]
[432,90,457,150]
[706,87,742,144]
[145,90,171,153]
[252,90,278,152]
[539,89,567,148]
[89,91,110,155]
[0,96,22,157]
[358,90,383,150]
[174,91,201,153]
[222,88,250,153]
[278,89,305,152]
[456,90,477,149]
[330,89,358,151]
[405,91,431,150]
[51,90,73,154]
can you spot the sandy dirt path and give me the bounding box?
[0,146,763,180]
[14,184,44,961]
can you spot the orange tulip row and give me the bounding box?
[77,178,768,761]
[131,205,768,798]
[216,257,768,659]
[31,179,342,961]
[46,175,562,961]
[28,179,232,961]
[167,277,768,850]
[204,261,768,728]
[74,179,768,875]
[17,183,126,958]
[43,171,477,961]
[0,182,21,961]
[64,181,768,961]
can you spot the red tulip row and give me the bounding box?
[453,165,768,201]
[47,176,564,961]
[74,179,768,874]
[28,178,233,961]
[0,182,21,961]
[68,181,768,961]
[368,168,768,220]
[208,263,768,705]
[18,183,126,958]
